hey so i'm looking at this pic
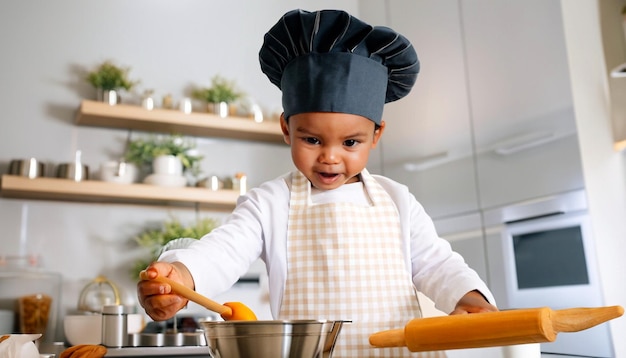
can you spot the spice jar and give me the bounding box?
[162,94,173,109]
[142,90,155,110]
[233,172,247,195]
[101,305,128,347]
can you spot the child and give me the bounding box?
[138,9,497,357]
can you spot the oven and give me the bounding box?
[483,189,615,357]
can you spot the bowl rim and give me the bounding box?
[198,319,341,325]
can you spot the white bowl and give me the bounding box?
[144,174,187,188]
[63,313,144,346]
[63,314,102,346]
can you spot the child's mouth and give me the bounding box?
[317,172,340,184]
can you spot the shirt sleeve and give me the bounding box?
[407,195,496,313]
[158,174,291,301]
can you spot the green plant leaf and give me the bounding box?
[131,217,219,279]
[86,60,138,91]
[192,75,244,103]
[123,134,203,173]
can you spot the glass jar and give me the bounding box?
[141,89,155,110]
[233,172,247,195]
[0,255,62,343]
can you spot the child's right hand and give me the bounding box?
[137,261,192,321]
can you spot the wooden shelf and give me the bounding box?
[1,100,279,209]
[0,175,239,210]
[75,100,285,143]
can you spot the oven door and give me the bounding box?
[484,190,614,357]
[494,210,602,310]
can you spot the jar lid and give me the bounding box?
[102,305,125,314]
[0,255,41,270]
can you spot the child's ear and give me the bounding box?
[279,113,291,145]
[372,120,385,148]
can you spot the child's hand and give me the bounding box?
[137,261,192,321]
[450,290,498,315]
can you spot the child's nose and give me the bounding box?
[319,146,340,164]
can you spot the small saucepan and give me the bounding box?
[56,163,89,181]
[56,150,89,181]
[8,158,45,178]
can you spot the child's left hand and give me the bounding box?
[450,290,498,315]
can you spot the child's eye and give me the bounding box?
[304,137,320,145]
[344,139,358,147]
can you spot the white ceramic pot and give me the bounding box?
[209,101,229,118]
[99,161,139,184]
[97,89,120,105]
[152,155,183,176]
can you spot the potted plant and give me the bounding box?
[131,217,219,279]
[86,60,139,104]
[123,134,203,178]
[192,75,244,117]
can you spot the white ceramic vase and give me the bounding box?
[209,101,229,118]
[97,89,120,105]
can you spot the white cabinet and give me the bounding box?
[379,0,479,219]
[376,0,585,218]
[474,135,584,209]
[462,0,584,208]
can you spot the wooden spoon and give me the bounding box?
[139,270,257,321]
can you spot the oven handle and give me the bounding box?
[482,189,587,227]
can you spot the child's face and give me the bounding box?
[280,112,384,190]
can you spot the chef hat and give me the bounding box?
[259,9,419,125]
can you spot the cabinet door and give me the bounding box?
[462,0,584,208]
[379,0,479,219]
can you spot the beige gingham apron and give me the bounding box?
[279,169,445,357]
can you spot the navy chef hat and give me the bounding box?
[259,9,420,125]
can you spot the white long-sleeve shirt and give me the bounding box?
[160,171,495,317]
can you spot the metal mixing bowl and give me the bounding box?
[199,320,347,358]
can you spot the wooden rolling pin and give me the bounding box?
[369,306,623,352]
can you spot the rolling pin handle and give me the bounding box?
[551,306,624,333]
[369,328,407,348]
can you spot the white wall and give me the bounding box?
[0,0,358,342]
